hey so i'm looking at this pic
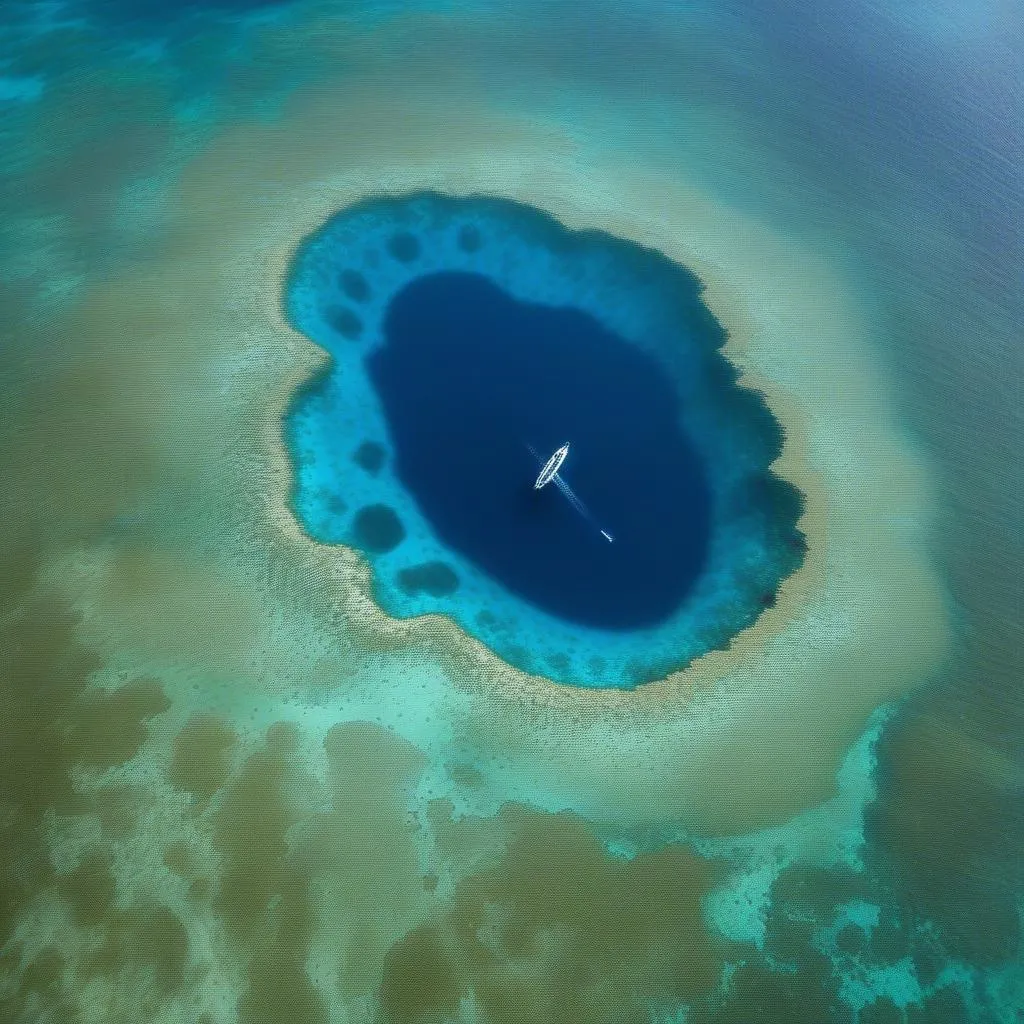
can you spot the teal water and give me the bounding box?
[0,1,1020,1022]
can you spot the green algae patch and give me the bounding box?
[376,803,734,1024]
[92,783,145,839]
[377,926,462,1024]
[12,947,74,1022]
[695,956,845,1024]
[210,722,330,1024]
[169,714,239,806]
[239,949,329,1024]
[57,851,117,928]
[19,947,65,994]
[867,709,1024,966]
[163,840,197,877]
[300,722,431,999]
[87,906,190,996]
[212,722,314,942]
[65,678,170,768]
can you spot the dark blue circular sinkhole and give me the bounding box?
[369,272,711,629]
[284,192,806,688]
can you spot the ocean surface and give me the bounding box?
[0,1,1021,1022]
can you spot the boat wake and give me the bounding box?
[527,443,614,542]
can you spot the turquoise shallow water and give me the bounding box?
[0,1,1020,1022]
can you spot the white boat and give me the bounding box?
[534,443,570,489]
[528,441,614,541]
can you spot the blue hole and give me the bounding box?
[369,272,711,628]
[284,192,805,688]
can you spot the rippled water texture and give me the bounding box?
[0,1,1021,1022]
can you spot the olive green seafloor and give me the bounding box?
[0,15,956,1023]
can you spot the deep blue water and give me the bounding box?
[370,271,712,629]
[285,192,805,686]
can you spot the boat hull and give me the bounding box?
[534,443,570,489]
